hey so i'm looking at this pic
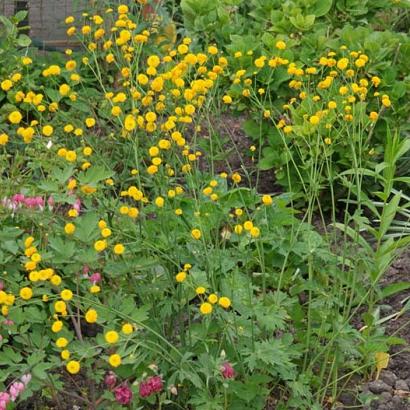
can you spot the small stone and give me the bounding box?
[368,380,393,394]
[392,396,403,405]
[339,391,356,406]
[379,304,393,314]
[380,370,398,386]
[380,391,392,402]
[395,379,409,391]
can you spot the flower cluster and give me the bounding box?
[139,375,164,398]
[0,374,31,410]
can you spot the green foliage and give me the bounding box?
[0,3,408,410]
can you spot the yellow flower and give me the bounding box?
[56,337,68,348]
[64,223,75,235]
[336,58,349,70]
[193,287,205,296]
[122,323,133,334]
[109,353,122,367]
[175,271,186,283]
[101,228,112,238]
[85,309,98,323]
[1,79,13,91]
[243,221,253,231]
[113,244,125,255]
[90,285,100,293]
[52,320,63,333]
[65,151,77,162]
[19,287,33,300]
[61,289,73,301]
[124,114,136,131]
[191,229,201,240]
[54,300,66,313]
[94,240,107,252]
[61,350,70,360]
[0,133,9,145]
[223,95,232,104]
[250,227,260,238]
[105,330,119,344]
[309,115,320,125]
[22,57,32,65]
[8,111,22,124]
[328,101,337,109]
[66,360,80,374]
[254,57,265,68]
[283,125,293,134]
[155,196,164,208]
[59,84,71,96]
[85,118,96,127]
[208,46,218,55]
[208,294,218,304]
[369,111,378,121]
[200,302,213,315]
[234,224,243,234]
[98,220,107,229]
[275,40,286,50]
[262,195,272,205]
[324,137,332,145]
[51,275,62,286]
[218,296,231,309]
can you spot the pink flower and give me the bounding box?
[12,194,25,203]
[0,281,4,290]
[104,371,117,389]
[114,384,133,405]
[221,362,235,379]
[0,392,10,410]
[73,198,81,212]
[139,376,163,398]
[89,272,101,284]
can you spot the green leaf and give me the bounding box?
[78,165,114,185]
[381,282,410,299]
[242,119,261,139]
[378,191,401,240]
[45,88,62,103]
[14,10,28,23]
[16,34,31,47]
[75,212,99,242]
[32,362,54,380]
[311,0,333,17]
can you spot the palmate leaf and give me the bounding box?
[243,337,299,380]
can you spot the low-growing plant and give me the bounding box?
[0,3,409,410]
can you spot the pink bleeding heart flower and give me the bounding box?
[89,272,101,284]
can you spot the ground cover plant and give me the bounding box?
[0,1,409,409]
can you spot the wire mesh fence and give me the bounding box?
[0,0,90,48]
